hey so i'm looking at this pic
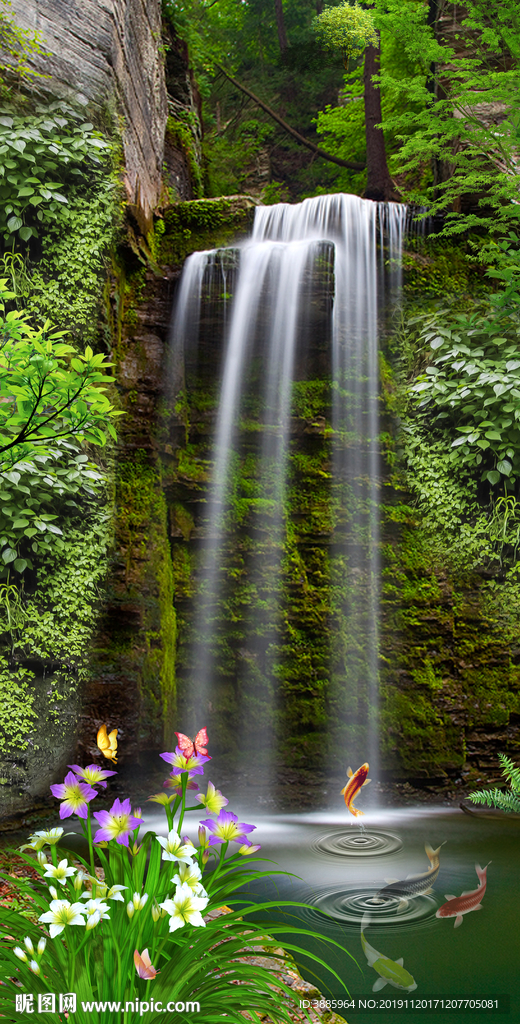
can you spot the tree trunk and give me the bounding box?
[363,35,394,201]
[274,0,288,54]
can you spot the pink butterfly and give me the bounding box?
[134,948,159,980]
[175,727,209,758]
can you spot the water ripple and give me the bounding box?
[301,884,437,927]
[310,827,403,859]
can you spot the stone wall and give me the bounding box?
[9,0,168,229]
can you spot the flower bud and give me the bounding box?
[13,947,28,962]
[29,960,41,975]
[127,901,135,919]
[151,900,161,923]
[23,936,34,955]
[86,911,100,931]
[36,851,47,867]
[37,937,46,955]
[49,885,58,900]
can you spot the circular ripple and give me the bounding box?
[301,884,436,927]
[311,828,403,859]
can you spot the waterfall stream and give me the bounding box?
[169,193,407,784]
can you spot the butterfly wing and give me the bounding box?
[134,949,158,979]
[175,732,195,758]
[193,727,208,755]
[97,724,118,762]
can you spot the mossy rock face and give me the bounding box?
[157,197,259,267]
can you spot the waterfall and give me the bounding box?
[169,194,407,783]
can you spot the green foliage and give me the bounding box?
[408,306,520,486]
[25,179,120,343]
[0,280,121,468]
[0,101,110,245]
[469,753,520,812]
[313,1,377,68]
[0,657,36,755]
[0,443,103,576]
[376,0,520,232]
[0,0,46,89]
[21,513,110,667]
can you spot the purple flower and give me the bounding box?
[68,764,117,788]
[50,772,97,819]
[199,810,256,846]
[160,747,211,776]
[163,772,200,795]
[93,798,143,847]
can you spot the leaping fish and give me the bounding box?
[341,763,371,820]
[435,863,490,929]
[372,842,446,910]
[360,915,417,993]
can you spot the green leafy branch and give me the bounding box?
[0,279,122,467]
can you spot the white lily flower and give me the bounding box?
[170,860,205,895]
[132,891,148,911]
[74,869,95,892]
[20,827,65,852]
[105,884,128,901]
[43,858,76,885]
[83,898,110,920]
[155,830,194,863]
[39,900,86,938]
[85,910,101,931]
[159,882,209,933]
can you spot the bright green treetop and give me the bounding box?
[313,2,377,68]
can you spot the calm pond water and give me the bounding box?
[154,804,518,1024]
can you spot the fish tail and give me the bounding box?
[425,841,446,864]
[350,805,364,817]
[475,862,491,883]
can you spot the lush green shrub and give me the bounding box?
[408,306,520,487]
[0,101,110,245]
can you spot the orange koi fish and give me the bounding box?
[341,762,371,819]
[435,862,491,929]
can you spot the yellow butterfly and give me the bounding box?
[97,724,118,763]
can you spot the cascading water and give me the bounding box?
[169,193,406,786]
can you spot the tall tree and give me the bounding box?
[363,31,394,199]
[274,0,288,54]
[314,1,395,199]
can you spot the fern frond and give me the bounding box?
[498,753,520,792]
[469,787,520,812]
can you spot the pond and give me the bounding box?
[150,802,518,1024]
